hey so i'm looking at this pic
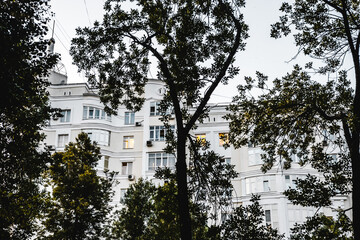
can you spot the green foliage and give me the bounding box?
[290,212,353,240]
[228,0,359,238]
[187,136,238,221]
[70,0,248,118]
[271,0,360,72]
[221,195,284,240]
[41,133,114,240]
[108,179,283,240]
[0,0,58,238]
[107,179,207,240]
[109,179,156,239]
[71,0,248,238]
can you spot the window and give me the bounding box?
[60,110,71,122]
[219,133,229,146]
[104,156,109,170]
[57,134,69,148]
[121,162,133,175]
[248,148,263,166]
[195,134,206,146]
[123,136,134,149]
[148,152,176,170]
[149,125,175,141]
[285,175,291,189]
[150,102,161,116]
[265,210,271,225]
[263,180,270,192]
[120,188,127,201]
[150,101,173,116]
[98,156,110,170]
[83,106,111,121]
[245,177,257,195]
[83,129,110,146]
[224,157,231,164]
[125,112,135,125]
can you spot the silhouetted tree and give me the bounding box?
[0,0,58,238]
[70,0,248,238]
[227,0,358,238]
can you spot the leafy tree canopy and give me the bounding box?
[41,133,114,240]
[70,0,248,238]
[0,0,58,238]
[227,0,359,238]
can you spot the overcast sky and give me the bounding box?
[48,0,310,102]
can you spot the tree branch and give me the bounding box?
[124,31,184,130]
[185,2,244,133]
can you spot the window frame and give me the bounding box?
[123,136,134,149]
[219,133,229,146]
[121,162,133,175]
[83,106,111,121]
[149,125,175,141]
[124,112,135,125]
[83,129,110,146]
[57,134,69,148]
[59,109,71,122]
[195,133,207,146]
[148,152,176,171]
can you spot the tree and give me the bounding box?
[227,0,359,238]
[0,0,58,238]
[41,133,114,240]
[109,178,283,240]
[221,195,284,240]
[108,178,208,240]
[70,0,248,238]
[108,179,156,239]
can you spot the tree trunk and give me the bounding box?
[352,150,360,240]
[176,133,192,240]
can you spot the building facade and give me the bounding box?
[43,70,351,238]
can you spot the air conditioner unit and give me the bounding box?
[135,121,142,126]
[128,174,135,181]
[146,140,153,147]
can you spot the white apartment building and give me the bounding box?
[43,68,351,238]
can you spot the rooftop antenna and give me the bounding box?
[48,20,55,54]
[51,20,55,39]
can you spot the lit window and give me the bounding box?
[195,134,206,146]
[123,136,134,149]
[149,125,175,141]
[60,110,71,122]
[83,129,110,146]
[219,133,229,146]
[121,162,133,175]
[83,106,111,121]
[148,152,176,171]
[265,210,271,225]
[125,112,135,125]
[57,134,69,148]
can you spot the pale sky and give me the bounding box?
[48,0,309,102]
